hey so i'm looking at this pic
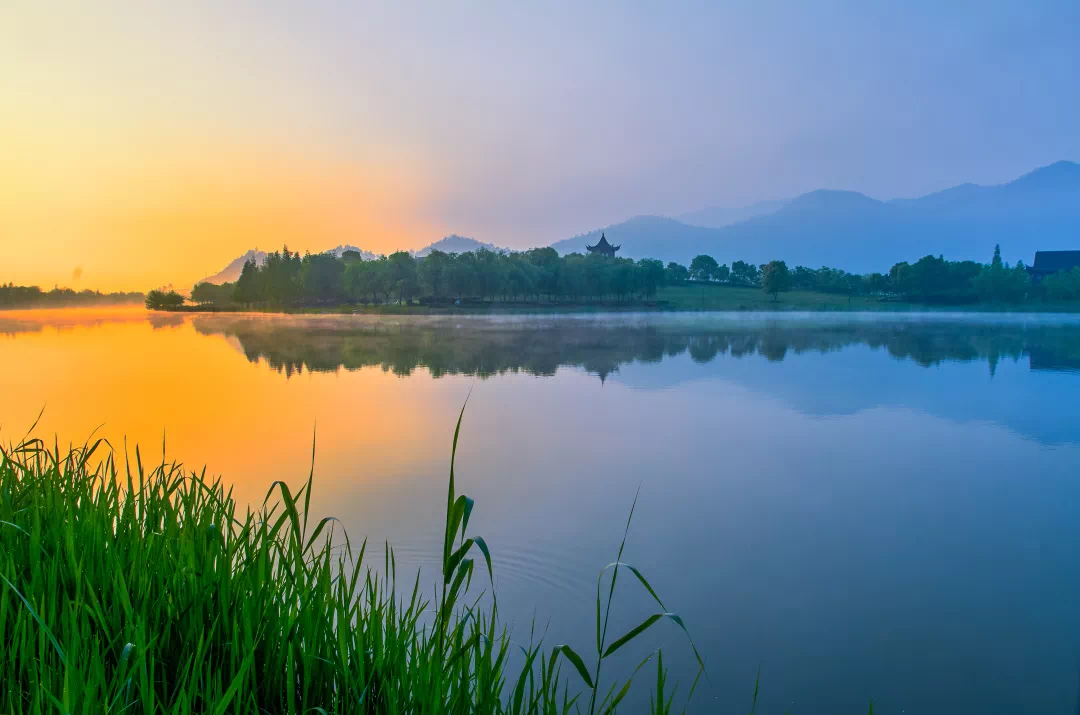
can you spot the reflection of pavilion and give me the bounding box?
[1027,347,1080,373]
[582,359,620,384]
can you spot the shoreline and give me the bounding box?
[150,300,1080,316]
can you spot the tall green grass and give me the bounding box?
[0,408,702,714]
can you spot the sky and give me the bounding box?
[2,0,1078,291]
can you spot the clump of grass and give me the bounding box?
[0,407,701,714]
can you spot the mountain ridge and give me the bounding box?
[550,160,1080,271]
[412,235,502,257]
[199,160,1079,282]
[201,237,503,285]
[677,199,787,228]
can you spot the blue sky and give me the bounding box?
[310,0,1080,230]
[3,0,1078,287]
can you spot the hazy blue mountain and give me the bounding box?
[678,199,787,228]
[551,161,1080,272]
[200,162,1080,280]
[201,249,267,284]
[550,215,721,259]
[413,235,504,256]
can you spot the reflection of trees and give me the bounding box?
[0,312,151,337]
[190,315,1080,380]
[146,313,186,330]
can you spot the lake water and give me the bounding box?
[2,308,1079,714]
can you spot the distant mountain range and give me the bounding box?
[200,238,498,285]
[411,235,501,257]
[552,161,1080,271]
[677,199,788,229]
[200,245,377,284]
[201,249,268,285]
[329,245,381,261]
[200,161,1079,283]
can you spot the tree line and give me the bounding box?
[190,247,669,308]
[688,245,1077,304]
[0,283,144,309]
[157,243,1080,311]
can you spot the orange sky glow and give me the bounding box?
[0,3,443,293]
[1,137,440,292]
[5,2,1077,292]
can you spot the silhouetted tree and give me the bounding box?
[388,251,419,304]
[233,258,259,305]
[689,255,720,281]
[730,260,760,286]
[637,259,665,298]
[301,253,346,303]
[145,289,185,311]
[419,250,450,302]
[0,284,144,309]
[187,242,1061,311]
[665,262,689,284]
[760,260,791,301]
[1044,267,1080,301]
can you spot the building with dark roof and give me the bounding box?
[1028,251,1080,283]
[585,233,620,257]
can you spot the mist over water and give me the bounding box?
[2,308,1079,713]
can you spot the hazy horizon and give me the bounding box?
[3,1,1078,291]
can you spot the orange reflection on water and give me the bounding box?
[0,307,466,506]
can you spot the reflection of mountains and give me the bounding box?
[190,314,1080,380]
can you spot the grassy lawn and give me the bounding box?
[657,283,887,311]
[176,283,1080,315]
[658,283,1080,312]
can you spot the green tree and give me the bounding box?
[610,258,637,300]
[1007,260,1031,301]
[233,258,259,305]
[191,281,233,305]
[731,260,759,286]
[370,256,393,303]
[560,253,587,301]
[689,254,719,282]
[301,252,346,303]
[473,248,504,301]
[760,260,791,301]
[583,253,612,300]
[889,255,980,302]
[419,250,451,302]
[344,260,372,304]
[504,258,535,300]
[637,259,665,298]
[145,289,185,311]
[191,282,212,304]
[865,272,889,295]
[974,244,1029,302]
[1044,267,1080,301]
[790,266,817,290]
[388,251,419,304]
[525,247,561,300]
[447,253,475,300]
[664,262,689,284]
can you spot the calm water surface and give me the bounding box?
[2,308,1079,714]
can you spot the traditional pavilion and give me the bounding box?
[1028,250,1080,283]
[585,233,620,257]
